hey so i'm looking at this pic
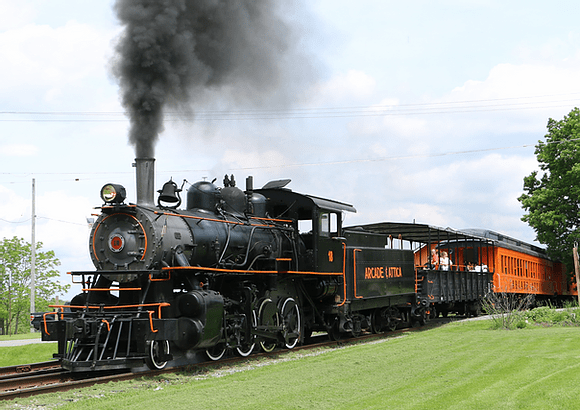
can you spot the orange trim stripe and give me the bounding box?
[49,302,170,311]
[82,288,142,291]
[250,216,293,223]
[161,266,343,276]
[337,242,347,307]
[353,249,363,299]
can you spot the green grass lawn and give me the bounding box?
[0,331,57,368]
[0,332,41,342]
[4,319,580,410]
[0,342,57,367]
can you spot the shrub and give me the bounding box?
[481,290,534,330]
[519,306,580,327]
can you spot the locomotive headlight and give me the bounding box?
[101,183,126,204]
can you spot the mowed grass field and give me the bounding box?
[0,343,56,368]
[4,319,580,410]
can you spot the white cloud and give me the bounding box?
[0,20,118,107]
[309,69,377,105]
[0,144,38,157]
[220,149,290,172]
[451,63,580,100]
[0,185,29,235]
[0,0,36,31]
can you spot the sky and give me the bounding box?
[1,0,580,300]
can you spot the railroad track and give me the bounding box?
[0,317,453,401]
[0,362,134,401]
[0,361,61,380]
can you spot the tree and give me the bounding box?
[0,237,69,335]
[518,107,580,270]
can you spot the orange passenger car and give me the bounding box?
[352,222,576,315]
[462,229,576,298]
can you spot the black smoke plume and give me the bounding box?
[112,0,315,158]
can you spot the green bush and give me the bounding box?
[520,307,580,327]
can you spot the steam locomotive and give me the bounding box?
[36,158,442,371]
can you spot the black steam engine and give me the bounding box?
[37,158,429,371]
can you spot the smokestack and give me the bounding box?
[134,158,155,206]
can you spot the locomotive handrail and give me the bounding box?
[101,319,111,332]
[149,271,171,282]
[249,216,294,224]
[161,266,343,276]
[43,312,59,335]
[100,204,137,209]
[81,288,142,291]
[49,302,170,317]
[148,311,158,333]
[337,242,347,307]
[154,211,291,228]
[353,249,363,299]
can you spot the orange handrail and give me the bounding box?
[353,249,363,299]
[149,271,171,282]
[337,242,347,307]
[43,312,58,335]
[162,266,343,276]
[49,302,170,317]
[101,319,111,332]
[82,288,142,291]
[148,311,158,333]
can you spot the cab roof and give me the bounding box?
[255,187,356,220]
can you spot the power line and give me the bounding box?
[37,217,87,227]
[0,134,577,184]
[0,141,552,182]
[0,217,31,224]
[0,92,578,122]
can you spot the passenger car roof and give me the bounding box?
[345,222,494,246]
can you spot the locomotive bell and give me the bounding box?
[158,179,182,207]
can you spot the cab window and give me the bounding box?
[319,212,338,237]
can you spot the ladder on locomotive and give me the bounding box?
[66,316,134,363]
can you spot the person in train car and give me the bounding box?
[430,249,439,269]
[439,251,452,271]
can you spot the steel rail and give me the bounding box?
[0,369,133,400]
[0,361,61,380]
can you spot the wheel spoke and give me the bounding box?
[258,298,279,352]
[280,298,301,349]
[236,310,256,357]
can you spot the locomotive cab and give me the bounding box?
[253,183,356,273]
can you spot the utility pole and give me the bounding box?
[573,244,580,306]
[30,178,36,330]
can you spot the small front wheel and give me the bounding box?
[145,340,170,370]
